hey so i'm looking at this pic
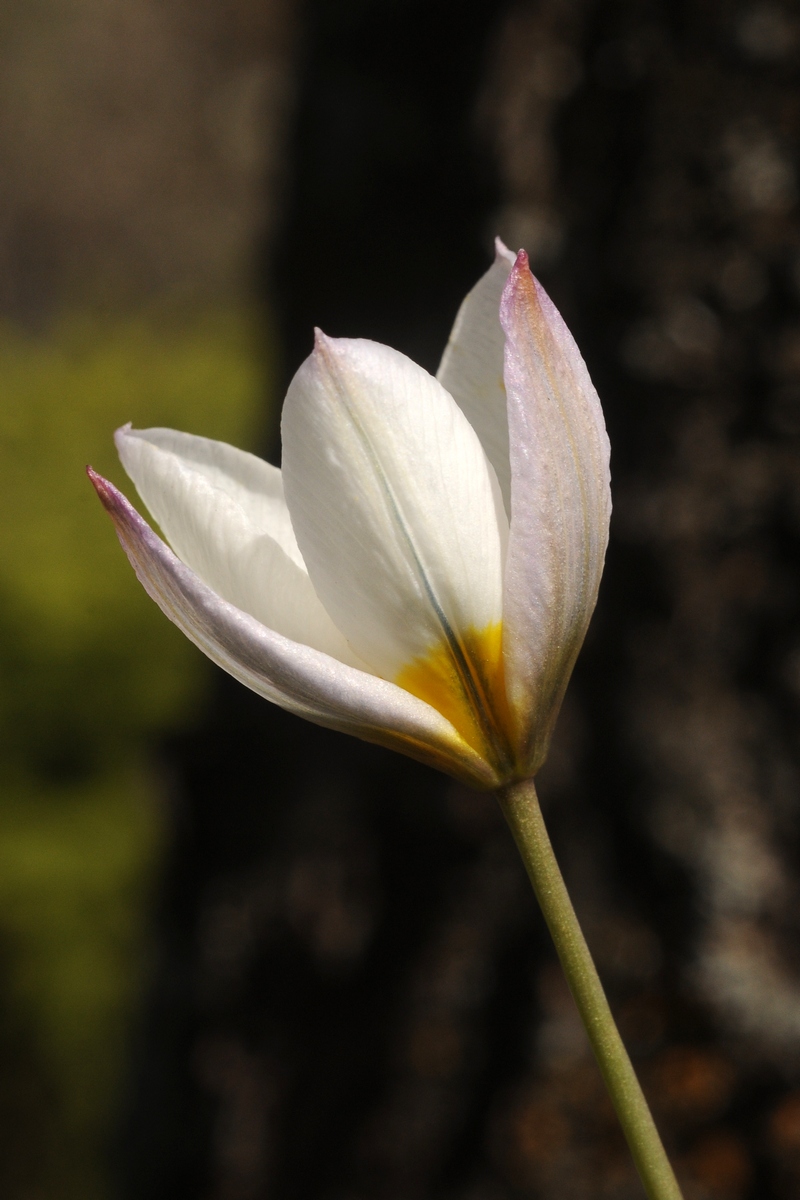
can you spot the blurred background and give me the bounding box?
[1,1,800,1197]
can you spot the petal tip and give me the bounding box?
[87,470,142,536]
[113,422,134,451]
[493,236,516,266]
[86,466,121,515]
[86,462,105,490]
[312,327,341,368]
[501,249,539,329]
[88,468,127,525]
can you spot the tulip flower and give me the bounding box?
[88,244,610,790]
[89,244,683,1200]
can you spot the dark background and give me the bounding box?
[2,1,800,1198]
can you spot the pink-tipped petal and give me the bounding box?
[500,252,611,775]
[88,468,499,788]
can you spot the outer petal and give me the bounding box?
[501,251,611,775]
[115,425,362,667]
[88,470,499,789]
[437,239,516,513]
[281,333,508,681]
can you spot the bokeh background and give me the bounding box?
[1,1,800,1198]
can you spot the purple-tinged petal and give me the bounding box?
[88,469,499,788]
[500,251,611,776]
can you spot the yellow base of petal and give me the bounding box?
[395,622,513,774]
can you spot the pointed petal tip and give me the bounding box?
[312,327,342,367]
[493,236,516,265]
[500,249,540,330]
[86,463,108,496]
[113,421,134,453]
[86,466,125,516]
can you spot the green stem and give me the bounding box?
[497,777,683,1200]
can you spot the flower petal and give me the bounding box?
[500,251,611,775]
[115,425,362,667]
[281,333,508,682]
[437,239,516,513]
[88,469,498,788]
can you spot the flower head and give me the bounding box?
[89,244,610,789]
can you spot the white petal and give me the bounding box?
[281,333,508,681]
[89,470,498,789]
[437,239,516,513]
[500,252,611,775]
[115,425,362,667]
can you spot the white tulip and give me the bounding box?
[89,243,611,789]
[89,250,689,1200]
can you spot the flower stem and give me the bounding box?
[497,777,683,1200]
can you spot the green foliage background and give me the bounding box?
[0,307,268,1198]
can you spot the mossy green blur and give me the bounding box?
[0,305,269,1198]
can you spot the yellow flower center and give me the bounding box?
[395,622,514,774]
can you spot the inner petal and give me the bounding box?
[437,241,516,514]
[116,425,363,666]
[281,334,509,697]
